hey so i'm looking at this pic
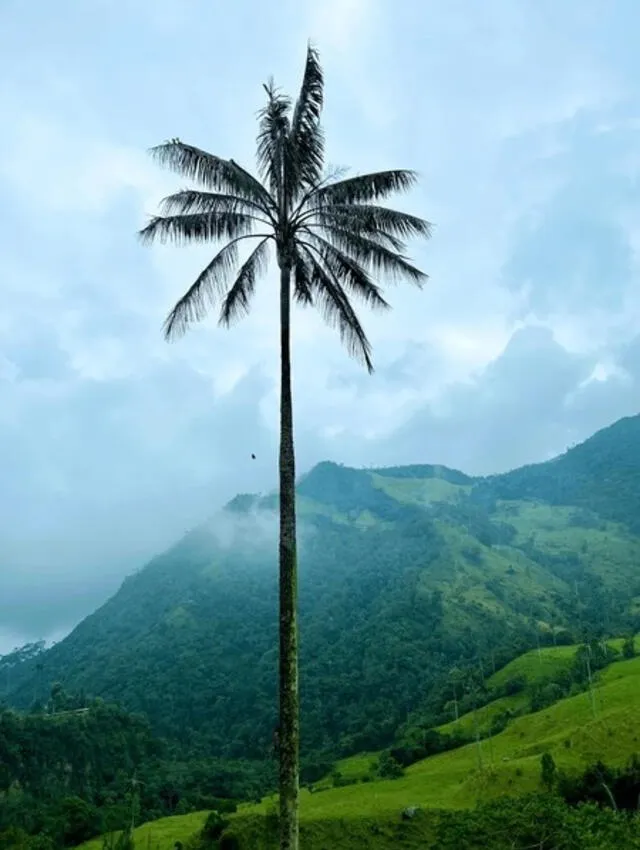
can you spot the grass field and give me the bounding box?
[79,812,209,850]
[486,644,578,691]
[79,645,640,850]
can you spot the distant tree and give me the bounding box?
[447,666,465,721]
[504,674,527,697]
[59,796,102,847]
[202,811,230,842]
[622,635,636,659]
[541,752,557,790]
[49,682,68,714]
[376,752,405,779]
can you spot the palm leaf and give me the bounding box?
[305,225,427,285]
[256,82,292,198]
[150,140,274,214]
[299,234,390,311]
[289,43,325,197]
[312,170,419,205]
[219,237,271,326]
[300,243,374,372]
[292,250,314,306]
[309,217,405,252]
[139,211,256,246]
[312,203,431,241]
[162,234,265,339]
[159,189,273,224]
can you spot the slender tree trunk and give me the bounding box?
[278,261,299,850]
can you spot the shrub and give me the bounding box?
[490,711,511,737]
[377,752,405,779]
[504,674,527,696]
[622,636,636,659]
[541,753,557,790]
[201,811,229,842]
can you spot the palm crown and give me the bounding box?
[139,44,431,373]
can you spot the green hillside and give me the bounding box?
[478,413,640,533]
[78,646,640,849]
[4,416,640,787]
[318,637,639,780]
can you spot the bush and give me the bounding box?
[489,711,511,737]
[300,760,335,785]
[530,682,565,712]
[201,811,229,842]
[541,753,557,790]
[623,636,636,659]
[504,674,527,696]
[219,835,240,850]
[59,796,102,846]
[377,752,405,779]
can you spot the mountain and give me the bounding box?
[4,414,640,776]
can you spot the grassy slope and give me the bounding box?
[374,473,640,623]
[80,645,640,850]
[79,812,209,850]
[486,645,578,691]
[329,640,636,768]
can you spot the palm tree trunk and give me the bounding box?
[278,260,299,850]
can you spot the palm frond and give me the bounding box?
[299,234,390,311]
[311,170,419,206]
[219,237,271,326]
[256,82,292,198]
[159,189,273,224]
[163,234,264,340]
[138,211,256,246]
[299,243,374,372]
[305,225,427,285]
[311,203,432,241]
[289,43,325,197]
[308,217,405,252]
[291,44,324,141]
[149,140,274,214]
[292,249,314,306]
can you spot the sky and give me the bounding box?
[1,0,639,653]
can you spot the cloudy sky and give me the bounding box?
[1,0,639,653]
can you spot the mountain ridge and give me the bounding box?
[3,412,640,779]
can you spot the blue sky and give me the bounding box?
[1,0,639,652]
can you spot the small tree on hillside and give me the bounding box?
[540,752,557,791]
[377,752,405,779]
[622,635,636,659]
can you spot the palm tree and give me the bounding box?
[139,43,431,850]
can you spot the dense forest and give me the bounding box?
[0,691,267,849]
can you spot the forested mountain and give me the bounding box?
[3,414,640,781]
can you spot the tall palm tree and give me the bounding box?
[139,44,431,850]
